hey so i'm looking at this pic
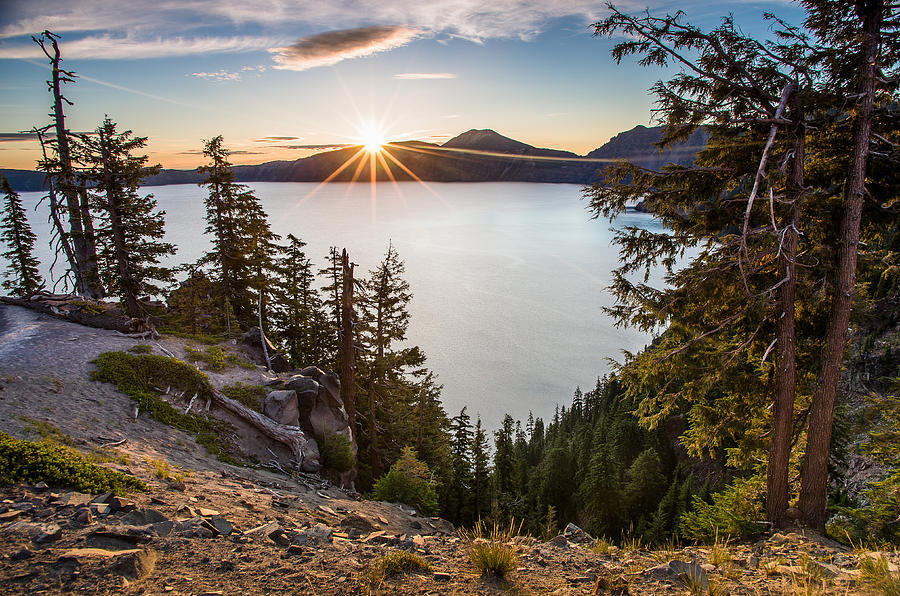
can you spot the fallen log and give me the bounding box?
[208,388,320,473]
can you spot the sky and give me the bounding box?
[0,0,805,170]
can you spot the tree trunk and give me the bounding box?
[340,249,356,430]
[43,35,103,299]
[98,128,140,317]
[799,0,881,531]
[767,122,803,528]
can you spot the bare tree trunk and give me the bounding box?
[35,129,78,291]
[39,33,103,299]
[340,249,356,430]
[799,0,882,531]
[767,123,803,528]
[258,289,272,371]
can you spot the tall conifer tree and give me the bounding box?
[0,176,43,297]
[82,117,174,316]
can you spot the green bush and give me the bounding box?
[128,344,152,354]
[318,430,355,473]
[371,447,438,515]
[91,351,237,464]
[221,382,266,412]
[679,476,765,542]
[184,345,227,371]
[0,432,147,495]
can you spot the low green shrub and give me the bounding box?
[0,432,147,495]
[371,446,438,515]
[184,345,227,371]
[376,550,432,576]
[318,430,355,473]
[128,344,152,354]
[221,382,266,412]
[679,477,765,542]
[91,351,237,464]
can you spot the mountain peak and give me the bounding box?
[442,129,532,153]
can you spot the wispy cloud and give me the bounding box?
[0,132,40,142]
[393,72,456,80]
[270,26,422,71]
[0,34,276,60]
[0,0,777,68]
[253,136,303,142]
[281,143,352,150]
[190,70,242,82]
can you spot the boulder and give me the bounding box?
[239,327,291,372]
[285,375,320,399]
[563,523,593,544]
[263,390,300,427]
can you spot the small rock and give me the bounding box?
[547,535,569,549]
[318,505,337,517]
[433,572,452,581]
[340,514,376,533]
[114,549,158,580]
[207,516,232,537]
[152,521,174,537]
[10,548,32,561]
[563,523,593,544]
[109,497,136,513]
[72,508,93,526]
[243,521,282,542]
[167,482,186,492]
[90,503,111,516]
[34,524,62,544]
[303,523,333,545]
[90,492,114,504]
[120,511,148,526]
[0,510,23,522]
[747,554,759,569]
[197,507,220,517]
[410,520,422,530]
[33,482,49,491]
[269,529,291,547]
[287,544,305,555]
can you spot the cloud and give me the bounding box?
[0,34,275,60]
[0,132,40,142]
[178,149,263,155]
[280,143,352,150]
[269,25,421,71]
[393,72,456,80]
[253,136,302,142]
[190,70,242,82]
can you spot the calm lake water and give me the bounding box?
[10,181,663,430]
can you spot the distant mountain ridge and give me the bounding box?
[2,125,706,191]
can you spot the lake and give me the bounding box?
[8,181,662,431]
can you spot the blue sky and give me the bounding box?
[0,0,804,169]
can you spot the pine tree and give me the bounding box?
[356,241,419,485]
[271,234,334,367]
[198,136,278,329]
[472,415,491,520]
[0,175,43,296]
[448,407,474,524]
[82,117,174,316]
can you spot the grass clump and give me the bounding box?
[377,550,432,576]
[459,519,523,577]
[90,351,237,464]
[0,432,147,495]
[358,550,431,594]
[318,430,355,472]
[128,344,152,354]
[221,382,266,412]
[20,416,75,445]
[860,555,900,596]
[185,345,227,371]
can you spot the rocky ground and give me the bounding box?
[1,303,899,595]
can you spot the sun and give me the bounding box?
[360,126,386,153]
